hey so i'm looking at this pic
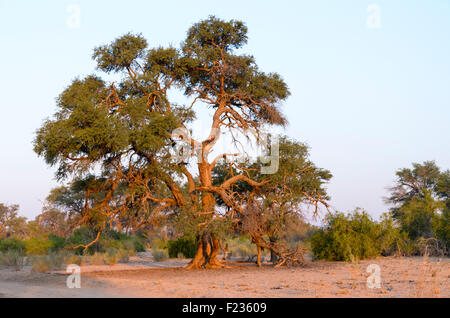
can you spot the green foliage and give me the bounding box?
[98,230,146,253]
[67,227,98,254]
[393,190,444,240]
[93,33,148,73]
[387,161,450,254]
[213,136,332,250]
[131,235,146,253]
[33,16,293,240]
[117,248,130,263]
[167,236,197,258]
[387,161,442,205]
[0,238,25,253]
[433,208,450,252]
[265,136,332,205]
[48,234,67,251]
[104,249,119,265]
[24,237,53,255]
[311,209,406,261]
[149,237,168,250]
[66,227,146,256]
[0,203,27,238]
[2,235,69,256]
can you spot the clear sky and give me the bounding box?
[0,0,449,222]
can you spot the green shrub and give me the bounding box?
[133,237,146,252]
[67,227,99,255]
[0,238,25,253]
[24,237,52,255]
[150,238,167,250]
[392,191,443,241]
[152,248,168,261]
[311,209,405,261]
[378,213,412,256]
[104,249,118,265]
[177,252,184,259]
[117,248,130,263]
[48,234,67,252]
[433,208,450,253]
[167,237,197,258]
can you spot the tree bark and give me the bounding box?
[269,236,279,264]
[186,232,224,269]
[185,160,225,269]
[256,245,262,267]
[185,105,226,269]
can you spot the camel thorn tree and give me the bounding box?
[34,16,331,269]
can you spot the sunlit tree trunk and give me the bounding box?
[186,161,224,269]
[256,245,262,267]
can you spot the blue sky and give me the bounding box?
[0,0,449,221]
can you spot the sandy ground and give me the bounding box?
[0,253,448,298]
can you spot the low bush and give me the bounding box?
[0,250,26,270]
[167,236,197,258]
[149,238,167,250]
[31,253,65,273]
[64,253,83,266]
[104,249,118,265]
[152,248,168,261]
[311,209,407,261]
[117,248,130,263]
[31,256,51,273]
[67,227,99,255]
[48,234,67,252]
[89,252,105,265]
[24,237,53,255]
[0,238,25,253]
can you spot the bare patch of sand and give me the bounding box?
[0,256,448,298]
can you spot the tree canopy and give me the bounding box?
[386,161,449,250]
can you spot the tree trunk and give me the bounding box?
[185,161,224,269]
[270,250,278,263]
[256,245,262,267]
[269,236,279,264]
[186,232,224,269]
